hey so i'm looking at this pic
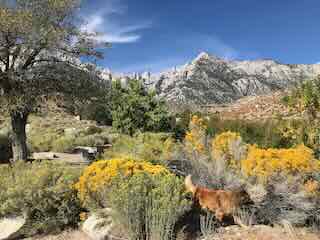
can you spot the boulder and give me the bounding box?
[0,216,26,240]
[25,124,31,134]
[82,208,114,240]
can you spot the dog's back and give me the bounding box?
[185,175,251,222]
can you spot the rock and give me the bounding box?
[73,146,98,162]
[32,152,56,160]
[0,216,26,240]
[25,124,31,134]
[82,208,114,240]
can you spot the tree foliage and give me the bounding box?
[111,79,172,135]
[0,0,109,161]
[282,76,320,120]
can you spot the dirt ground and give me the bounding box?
[210,225,320,240]
[24,230,91,240]
[25,225,320,240]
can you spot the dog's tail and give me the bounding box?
[185,175,197,194]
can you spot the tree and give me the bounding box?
[0,0,108,161]
[282,76,320,120]
[111,79,172,136]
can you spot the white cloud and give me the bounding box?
[81,1,150,44]
[197,35,239,60]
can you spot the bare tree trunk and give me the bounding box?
[10,111,28,162]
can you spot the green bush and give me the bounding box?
[108,173,191,240]
[50,132,109,153]
[0,161,82,235]
[28,120,110,153]
[80,102,113,126]
[51,136,75,152]
[103,132,178,164]
[206,116,292,149]
[111,80,172,135]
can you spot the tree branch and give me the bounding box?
[22,47,43,70]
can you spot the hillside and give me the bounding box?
[109,53,320,106]
[202,91,302,120]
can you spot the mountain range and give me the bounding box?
[103,52,320,106]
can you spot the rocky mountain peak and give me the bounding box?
[150,54,320,106]
[193,52,223,64]
[101,53,320,107]
[194,51,211,61]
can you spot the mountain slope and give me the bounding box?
[151,53,320,105]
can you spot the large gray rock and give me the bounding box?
[82,208,114,240]
[0,217,26,240]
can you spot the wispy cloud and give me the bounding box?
[81,1,150,44]
[195,35,239,60]
[114,56,189,74]
[189,34,260,61]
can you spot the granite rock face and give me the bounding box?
[150,52,320,105]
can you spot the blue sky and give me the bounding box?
[80,0,320,73]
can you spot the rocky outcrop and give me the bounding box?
[0,217,26,240]
[82,208,114,240]
[150,53,320,105]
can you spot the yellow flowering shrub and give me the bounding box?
[185,115,207,155]
[212,131,247,169]
[75,156,170,208]
[241,144,320,181]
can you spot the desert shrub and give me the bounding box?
[28,130,59,152]
[103,132,179,165]
[27,114,111,153]
[185,115,207,152]
[184,118,245,189]
[108,172,191,240]
[249,175,320,227]
[31,127,110,153]
[206,116,291,149]
[51,136,75,152]
[278,119,320,158]
[211,131,247,171]
[241,144,320,182]
[177,116,320,228]
[199,210,217,238]
[82,125,103,135]
[0,161,81,235]
[75,157,170,210]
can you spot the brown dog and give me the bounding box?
[185,175,251,226]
